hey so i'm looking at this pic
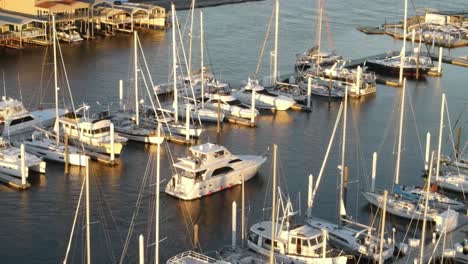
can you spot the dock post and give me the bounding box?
[241,174,245,248]
[250,89,255,124]
[185,104,190,141]
[110,123,115,162]
[378,190,388,264]
[85,157,91,264]
[119,80,123,109]
[65,133,69,174]
[232,201,237,250]
[322,229,327,259]
[371,152,377,192]
[194,224,199,251]
[411,29,415,47]
[217,97,221,134]
[139,234,144,264]
[20,144,26,185]
[307,77,311,109]
[306,174,313,218]
[356,66,362,95]
[437,47,443,74]
[425,132,430,171]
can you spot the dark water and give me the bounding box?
[0,0,467,263]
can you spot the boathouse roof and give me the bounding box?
[0,10,47,27]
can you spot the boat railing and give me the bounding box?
[166,250,217,264]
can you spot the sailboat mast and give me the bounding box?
[134,31,140,126]
[155,126,161,264]
[435,94,445,182]
[273,0,279,84]
[172,4,178,122]
[85,158,91,264]
[52,14,60,146]
[339,86,348,225]
[188,0,195,76]
[316,0,323,66]
[269,144,278,264]
[200,10,205,108]
[395,78,406,185]
[419,152,434,263]
[398,0,408,84]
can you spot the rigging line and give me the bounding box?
[118,152,154,264]
[254,6,275,77]
[63,173,86,264]
[136,36,174,136]
[407,87,424,160]
[444,100,466,199]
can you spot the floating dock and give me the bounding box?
[430,53,468,68]
[225,114,256,127]
[85,150,119,166]
[165,134,194,145]
[0,172,30,190]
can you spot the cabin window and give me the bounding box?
[10,116,34,125]
[302,239,309,247]
[228,158,242,164]
[248,233,259,244]
[316,236,323,245]
[211,167,234,177]
[213,150,224,158]
[290,238,296,244]
[195,170,206,181]
[264,239,278,248]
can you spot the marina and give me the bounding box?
[0,0,467,263]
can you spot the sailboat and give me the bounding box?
[364,0,434,78]
[0,137,45,177]
[362,81,459,232]
[295,0,341,70]
[305,88,394,261]
[233,77,296,111]
[23,15,88,167]
[110,32,164,145]
[247,145,349,264]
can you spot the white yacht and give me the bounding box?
[306,218,394,262]
[432,169,468,194]
[110,111,164,145]
[0,97,66,137]
[165,143,267,200]
[204,81,259,119]
[57,26,83,42]
[23,131,88,167]
[58,109,128,155]
[0,138,45,178]
[233,78,296,111]
[248,221,348,264]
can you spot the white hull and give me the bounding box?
[0,160,46,178]
[234,91,295,111]
[23,141,88,167]
[176,106,224,122]
[68,138,124,156]
[115,126,164,145]
[432,173,468,193]
[248,241,348,264]
[165,155,266,200]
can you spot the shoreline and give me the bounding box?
[129,0,265,10]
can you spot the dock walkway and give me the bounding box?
[0,172,30,190]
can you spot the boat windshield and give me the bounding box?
[228,99,247,108]
[179,169,206,180]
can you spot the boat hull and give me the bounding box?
[23,142,88,167]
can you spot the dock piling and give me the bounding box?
[139,234,144,264]
[185,104,190,141]
[371,152,377,192]
[110,123,115,162]
[425,132,430,171]
[194,224,199,251]
[217,97,221,134]
[307,77,311,109]
[437,47,443,74]
[232,201,237,250]
[251,89,256,124]
[119,80,123,108]
[20,144,26,185]
[65,133,69,174]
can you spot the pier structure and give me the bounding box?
[0,0,167,49]
[0,11,48,49]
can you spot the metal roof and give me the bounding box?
[0,11,47,26]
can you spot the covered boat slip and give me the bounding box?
[0,10,48,49]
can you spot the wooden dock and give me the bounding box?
[0,172,30,190]
[430,53,468,68]
[165,134,194,145]
[225,114,256,127]
[290,103,311,112]
[85,150,119,166]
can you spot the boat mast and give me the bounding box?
[200,10,205,109]
[316,0,323,66]
[339,86,348,225]
[419,152,434,264]
[272,0,279,85]
[155,126,161,264]
[172,4,178,122]
[188,0,195,77]
[398,0,408,85]
[52,14,60,146]
[435,94,445,182]
[85,157,91,264]
[269,144,278,264]
[395,78,406,185]
[134,31,140,126]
